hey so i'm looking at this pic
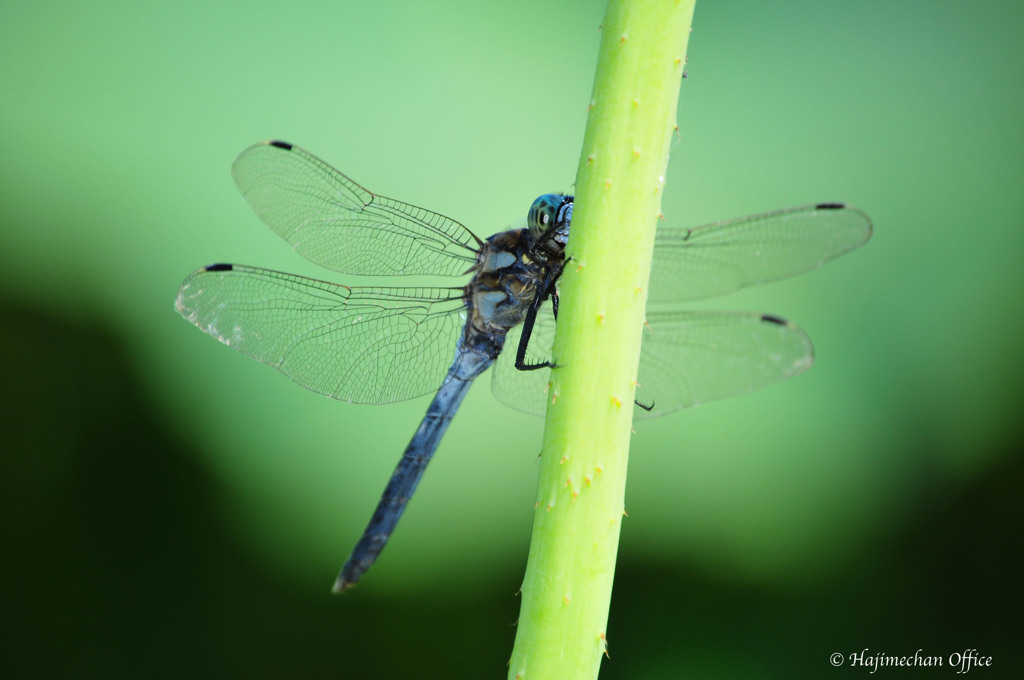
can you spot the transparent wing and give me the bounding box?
[490,309,812,420]
[649,203,872,303]
[633,311,812,418]
[231,141,481,277]
[175,264,466,404]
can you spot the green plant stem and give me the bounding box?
[507,1,695,678]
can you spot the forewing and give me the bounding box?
[231,141,481,277]
[175,264,465,404]
[649,203,872,303]
[634,311,813,418]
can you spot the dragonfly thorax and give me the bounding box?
[461,194,573,343]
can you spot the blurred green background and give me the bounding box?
[2,0,1022,677]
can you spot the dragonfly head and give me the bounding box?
[528,194,574,253]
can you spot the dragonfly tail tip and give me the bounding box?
[331,577,355,595]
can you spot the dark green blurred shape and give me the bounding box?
[2,296,1019,676]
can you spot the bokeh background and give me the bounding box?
[3,0,1022,677]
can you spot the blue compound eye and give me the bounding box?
[528,194,564,238]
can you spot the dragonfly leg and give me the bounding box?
[549,257,568,321]
[514,259,567,371]
[515,299,555,371]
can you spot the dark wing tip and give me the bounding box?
[204,263,235,272]
[760,313,789,326]
[818,203,874,246]
[268,140,293,151]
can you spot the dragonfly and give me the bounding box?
[175,140,872,592]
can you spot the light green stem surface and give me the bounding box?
[507,1,695,678]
